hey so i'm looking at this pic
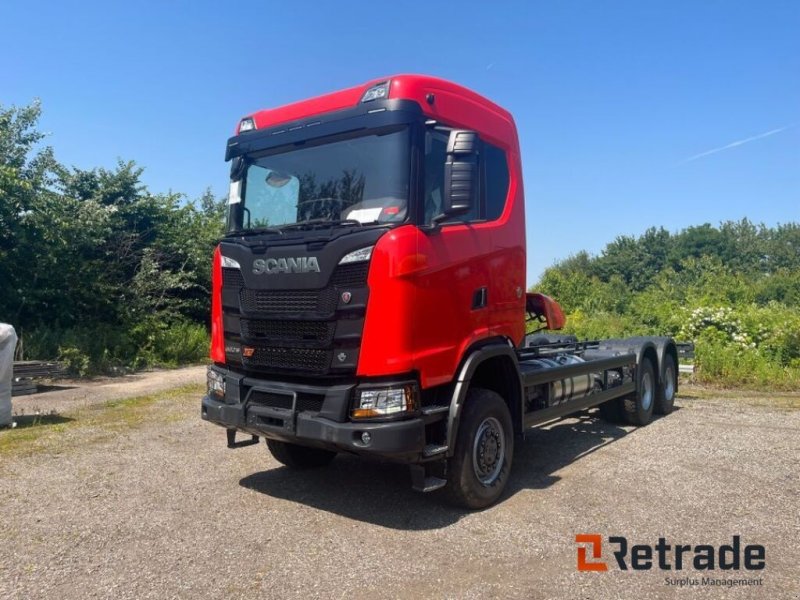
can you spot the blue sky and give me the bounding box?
[2,1,798,283]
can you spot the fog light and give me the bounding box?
[361,432,372,445]
[352,384,418,419]
[207,369,225,400]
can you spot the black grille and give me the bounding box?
[248,390,324,413]
[240,287,338,314]
[249,390,293,409]
[330,262,369,288]
[241,319,334,345]
[297,394,324,412]
[245,346,332,373]
[222,268,244,288]
[224,260,369,375]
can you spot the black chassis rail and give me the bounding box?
[520,353,637,428]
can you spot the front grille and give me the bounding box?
[248,390,324,413]
[241,319,334,345]
[222,268,244,288]
[240,287,338,314]
[245,346,332,374]
[330,262,369,288]
[224,260,369,375]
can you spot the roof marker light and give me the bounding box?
[238,117,256,133]
[361,81,390,103]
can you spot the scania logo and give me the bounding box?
[253,257,321,275]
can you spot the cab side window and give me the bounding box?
[423,131,448,225]
[484,143,510,221]
[423,131,509,224]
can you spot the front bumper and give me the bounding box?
[201,367,426,462]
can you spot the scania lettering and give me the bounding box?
[201,76,680,509]
[252,256,321,275]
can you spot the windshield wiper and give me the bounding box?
[277,219,363,232]
[229,226,284,237]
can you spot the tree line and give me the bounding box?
[1,101,223,374]
[534,220,800,388]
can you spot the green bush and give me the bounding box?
[694,337,800,390]
[533,220,800,390]
[23,320,209,375]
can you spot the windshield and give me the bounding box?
[229,127,410,232]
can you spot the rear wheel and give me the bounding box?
[655,354,677,415]
[444,388,514,510]
[622,359,655,426]
[266,439,336,469]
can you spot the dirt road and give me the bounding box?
[0,375,797,599]
[8,366,206,416]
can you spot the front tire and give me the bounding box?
[444,388,514,510]
[266,439,336,469]
[622,359,656,426]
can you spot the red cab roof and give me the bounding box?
[240,75,517,149]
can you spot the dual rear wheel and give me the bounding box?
[599,354,677,425]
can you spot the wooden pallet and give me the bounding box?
[10,361,64,397]
[12,378,38,396]
[13,360,66,379]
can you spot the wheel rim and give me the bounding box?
[664,366,675,401]
[641,371,654,411]
[472,417,505,486]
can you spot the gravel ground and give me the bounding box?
[0,383,797,599]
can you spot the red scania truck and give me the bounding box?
[201,75,678,509]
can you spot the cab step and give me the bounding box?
[409,464,447,493]
[423,444,448,457]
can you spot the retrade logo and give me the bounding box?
[575,534,765,573]
[576,534,608,571]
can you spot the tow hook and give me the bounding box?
[226,428,260,449]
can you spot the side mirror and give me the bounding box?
[439,130,479,221]
[230,156,246,181]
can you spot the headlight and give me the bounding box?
[339,246,373,264]
[221,255,240,269]
[352,384,418,419]
[207,369,225,400]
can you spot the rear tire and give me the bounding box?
[266,439,336,469]
[444,388,514,510]
[655,354,677,415]
[622,359,655,426]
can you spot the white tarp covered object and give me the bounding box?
[0,323,16,426]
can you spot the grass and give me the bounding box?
[0,383,204,458]
[678,382,800,409]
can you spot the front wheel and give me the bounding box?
[444,388,514,510]
[266,439,336,469]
